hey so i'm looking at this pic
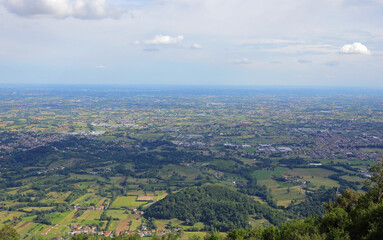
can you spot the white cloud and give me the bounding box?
[298,59,312,64]
[191,43,202,49]
[96,65,106,69]
[239,38,305,45]
[262,44,336,54]
[341,42,371,55]
[143,47,159,52]
[2,0,125,19]
[144,35,184,45]
[233,58,251,64]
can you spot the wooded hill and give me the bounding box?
[144,184,286,231]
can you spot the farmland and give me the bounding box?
[0,86,383,238]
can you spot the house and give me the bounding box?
[96,205,104,211]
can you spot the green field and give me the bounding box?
[110,196,147,209]
[107,220,120,231]
[305,177,340,189]
[289,168,336,177]
[252,167,288,180]
[0,211,24,226]
[272,185,305,207]
[360,147,383,154]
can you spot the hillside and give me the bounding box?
[144,184,285,231]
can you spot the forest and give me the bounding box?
[144,184,287,231]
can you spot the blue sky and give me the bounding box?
[0,0,382,86]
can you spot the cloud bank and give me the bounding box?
[3,0,125,19]
[233,58,251,64]
[191,43,202,49]
[341,42,371,55]
[144,35,184,45]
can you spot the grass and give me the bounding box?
[110,196,147,209]
[181,232,207,240]
[305,177,340,189]
[48,225,71,234]
[130,219,142,231]
[25,223,47,235]
[21,215,37,222]
[21,207,54,212]
[41,191,72,203]
[289,168,336,177]
[315,158,348,164]
[77,210,103,225]
[154,219,183,230]
[360,147,383,154]
[72,193,105,206]
[348,159,374,166]
[50,211,72,225]
[258,178,305,207]
[106,210,132,220]
[57,211,76,225]
[182,222,205,231]
[107,220,120,231]
[258,179,280,189]
[243,147,255,154]
[137,195,155,201]
[341,175,366,183]
[252,167,287,181]
[211,160,238,170]
[252,196,267,204]
[154,191,168,201]
[16,222,35,234]
[160,165,202,181]
[272,186,305,207]
[0,211,24,225]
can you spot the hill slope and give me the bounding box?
[144,184,285,231]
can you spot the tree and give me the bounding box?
[320,208,351,240]
[204,232,221,240]
[0,224,20,240]
[261,225,279,240]
[367,161,383,202]
[280,218,323,240]
[330,188,359,212]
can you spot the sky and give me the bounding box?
[0,0,382,86]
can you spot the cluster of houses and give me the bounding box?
[37,165,65,175]
[0,132,66,151]
[70,225,97,235]
[68,225,182,238]
[121,206,144,215]
[72,205,105,211]
[223,143,294,153]
[281,175,307,186]
[231,181,248,187]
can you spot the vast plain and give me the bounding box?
[0,86,382,239]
